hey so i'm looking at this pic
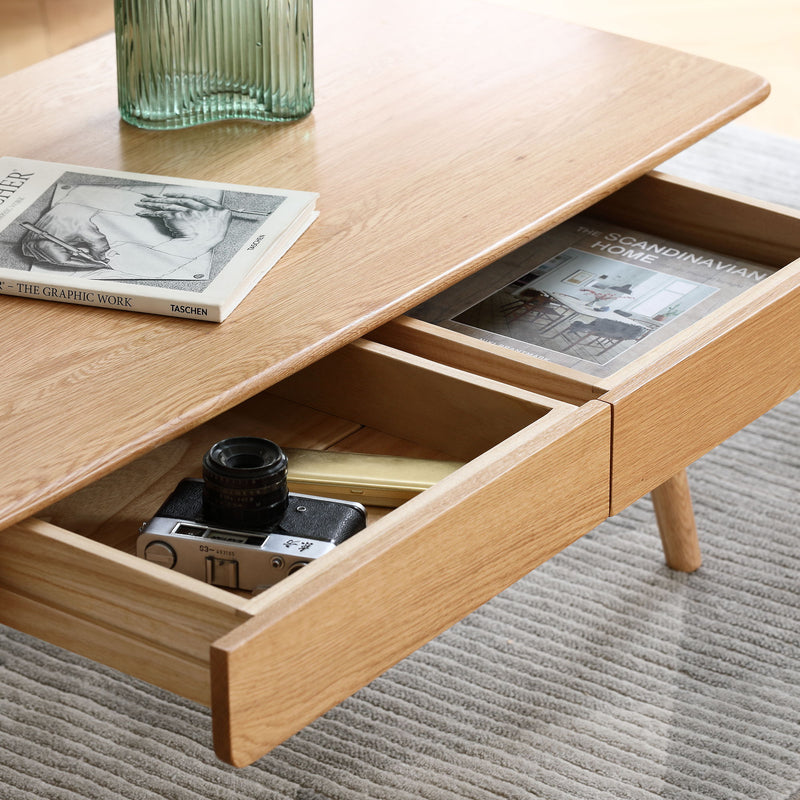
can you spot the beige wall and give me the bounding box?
[0,0,113,77]
[493,0,800,139]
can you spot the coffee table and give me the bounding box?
[2,0,797,767]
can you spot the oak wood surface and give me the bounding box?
[651,469,702,572]
[268,339,563,462]
[591,171,800,268]
[368,316,606,405]
[2,0,796,144]
[0,518,248,703]
[0,587,215,705]
[1,337,561,713]
[603,257,800,511]
[211,399,611,767]
[579,174,800,510]
[0,0,768,532]
[497,0,800,141]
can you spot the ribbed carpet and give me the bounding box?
[2,125,799,799]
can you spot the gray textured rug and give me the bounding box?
[2,125,799,799]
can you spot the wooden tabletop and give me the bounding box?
[0,0,767,530]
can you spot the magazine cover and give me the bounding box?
[410,214,777,378]
[0,157,319,321]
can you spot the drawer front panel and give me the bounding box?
[604,259,800,512]
[210,400,610,767]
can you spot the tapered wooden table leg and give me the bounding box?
[650,469,702,572]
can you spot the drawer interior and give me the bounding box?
[590,171,800,269]
[36,339,563,554]
[398,171,800,387]
[0,339,571,703]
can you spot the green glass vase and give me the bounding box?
[114,0,314,130]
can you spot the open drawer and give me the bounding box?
[371,171,800,515]
[0,339,610,766]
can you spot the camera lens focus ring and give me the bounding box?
[202,437,289,530]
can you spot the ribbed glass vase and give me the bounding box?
[114,0,314,130]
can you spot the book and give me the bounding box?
[0,157,319,321]
[410,214,778,378]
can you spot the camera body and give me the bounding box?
[137,438,367,592]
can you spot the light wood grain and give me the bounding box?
[591,171,800,268]
[3,0,796,143]
[0,518,248,703]
[211,399,611,767]
[603,257,800,511]
[583,174,800,511]
[0,0,781,768]
[0,0,767,533]
[1,337,568,722]
[368,317,604,405]
[269,339,563,462]
[0,391,366,700]
[651,469,702,573]
[494,0,800,140]
[0,587,215,705]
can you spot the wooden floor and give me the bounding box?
[0,0,797,138]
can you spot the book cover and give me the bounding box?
[410,214,777,378]
[0,157,319,321]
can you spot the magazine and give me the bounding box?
[0,157,318,321]
[410,214,778,378]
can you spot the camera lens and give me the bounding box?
[202,437,289,530]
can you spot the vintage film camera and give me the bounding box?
[137,437,367,592]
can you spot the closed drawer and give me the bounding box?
[373,171,800,515]
[0,338,610,766]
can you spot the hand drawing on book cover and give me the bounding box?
[18,181,245,281]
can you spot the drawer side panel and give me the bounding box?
[591,171,800,267]
[0,518,248,701]
[269,339,560,462]
[368,317,604,405]
[0,588,212,704]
